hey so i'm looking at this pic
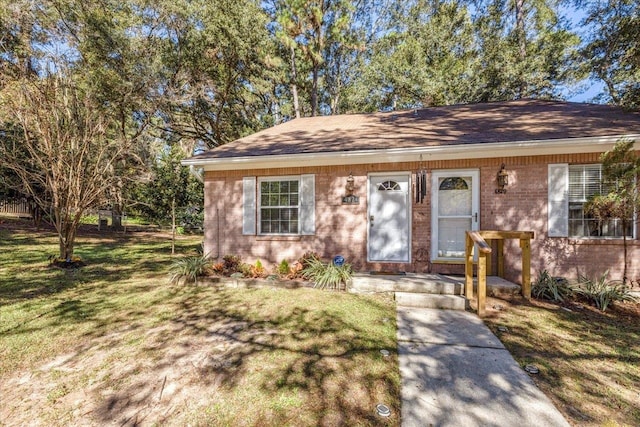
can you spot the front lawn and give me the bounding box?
[0,219,400,426]
[482,295,640,427]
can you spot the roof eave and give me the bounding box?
[181,135,640,171]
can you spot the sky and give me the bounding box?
[563,6,605,104]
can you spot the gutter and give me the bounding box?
[181,135,640,172]
[188,165,204,182]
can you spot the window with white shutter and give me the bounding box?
[299,174,315,235]
[242,177,256,235]
[548,164,569,237]
[568,164,633,238]
[242,175,315,235]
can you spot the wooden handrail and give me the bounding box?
[467,231,492,254]
[476,230,534,240]
[465,230,534,317]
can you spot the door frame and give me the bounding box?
[430,169,480,262]
[367,171,412,263]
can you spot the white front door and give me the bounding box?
[431,170,479,261]
[368,173,411,262]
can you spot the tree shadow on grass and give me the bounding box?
[483,296,640,425]
[0,228,200,306]
[70,288,400,426]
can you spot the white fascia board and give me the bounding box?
[181,135,640,171]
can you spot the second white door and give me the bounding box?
[431,170,479,261]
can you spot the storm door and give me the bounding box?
[431,170,479,261]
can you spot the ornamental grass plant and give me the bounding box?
[532,270,573,302]
[302,256,353,291]
[574,271,637,311]
[169,253,211,285]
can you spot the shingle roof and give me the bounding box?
[189,99,640,161]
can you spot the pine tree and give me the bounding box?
[580,0,640,109]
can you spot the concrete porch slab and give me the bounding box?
[444,275,522,297]
[350,273,521,297]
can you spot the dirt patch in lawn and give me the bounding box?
[2,318,253,426]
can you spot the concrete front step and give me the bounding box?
[395,292,467,310]
[351,273,462,294]
[350,273,520,311]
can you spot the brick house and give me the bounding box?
[183,100,640,284]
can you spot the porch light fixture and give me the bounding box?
[496,163,508,194]
[345,172,355,196]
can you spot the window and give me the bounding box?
[568,164,633,238]
[439,177,469,191]
[377,180,401,191]
[259,178,299,234]
[243,175,315,236]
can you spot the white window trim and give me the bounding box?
[567,164,636,239]
[257,175,301,236]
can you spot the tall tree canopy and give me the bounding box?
[473,0,581,101]
[0,0,638,259]
[344,0,479,111]
[580,0,640,109]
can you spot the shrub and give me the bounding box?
[277,259,290,277]
[288,251,321,279]
[302,256,353,291]
[212,255,244,276]
[249,260,267,278]
[239,262,252,277]
[298,251,320,269]
[574,271,638,311]
[532,270,573,302]
[169,254,211,285]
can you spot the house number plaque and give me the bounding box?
[342,195,360,204]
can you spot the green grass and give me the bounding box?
[0,218,400,426]
[483,296,640,427]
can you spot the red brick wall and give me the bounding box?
[204,152,640,284]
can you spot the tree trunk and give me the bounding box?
[58,220,77,260]
[112,203,123,231]
[330,92,339,115]
[622,219,628,284]
[311,64,319,117]
[171,197,176,255]
[28,200,42,229]
[515,0,527,97]
[290,46,301,119]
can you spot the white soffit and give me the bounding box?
[183,135,640,171]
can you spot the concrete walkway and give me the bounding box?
[397,307,570,427]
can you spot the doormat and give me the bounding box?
[369,271,407,276]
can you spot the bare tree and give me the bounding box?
[0,74,132,260]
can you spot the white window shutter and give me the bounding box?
[242,177,256,235]
[299,174,315,235]
[548,164,569,237]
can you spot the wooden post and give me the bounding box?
[465,232,474,299]
[486,239,493,276]
[497,239,505,278]
[520,238,531,299]
[478,252,487,317]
